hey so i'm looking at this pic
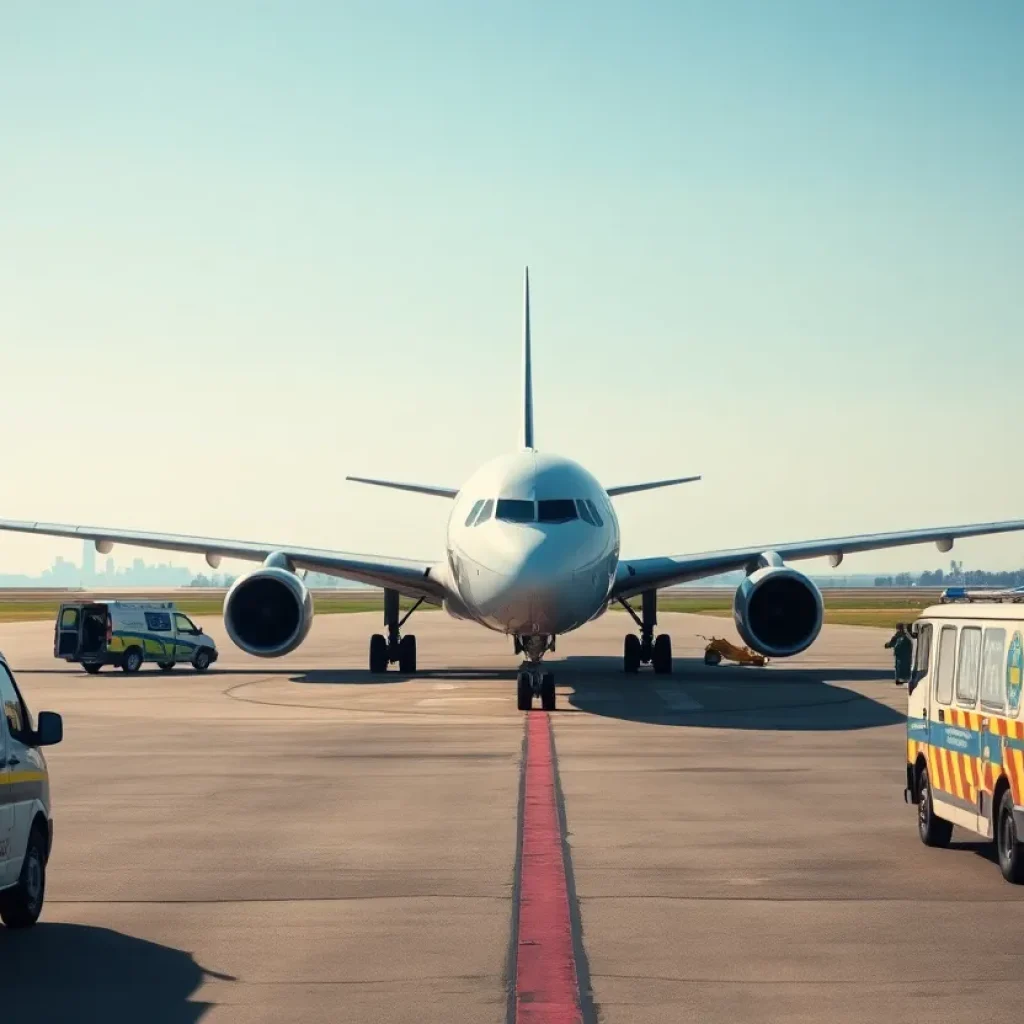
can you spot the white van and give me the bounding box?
[0,650,62,928]
[905,595,1024,883]
[54,601,219,674]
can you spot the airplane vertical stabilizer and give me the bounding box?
[521,267,535,450]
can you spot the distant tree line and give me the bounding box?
[874,565,1024,588]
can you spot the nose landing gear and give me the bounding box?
[369,590,423,673]
[514,635,556,711]
[517,667,556,711]
[618,590,673,674]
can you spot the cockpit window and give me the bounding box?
[586,499,604,527]
[576,499,595,525]
[464,499,484,527]
[538,499,578,524]
[496,499,535,523]
[475,499,494,525]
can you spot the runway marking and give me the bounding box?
[512,714,586,1024]
[654,687,704,712]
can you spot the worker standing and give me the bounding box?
[885,623,913,687]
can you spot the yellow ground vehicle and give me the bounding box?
[699,635,768,667]
[905,598,1024,883]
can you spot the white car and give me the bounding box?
[0,651,62,927]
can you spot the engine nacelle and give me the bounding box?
[733,565,823,658]
[223,566,313,657]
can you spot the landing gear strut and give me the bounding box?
[515,635,556,711]
[369,589,423,673]
[618,590,672,674]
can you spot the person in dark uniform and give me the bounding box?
[885,623,913,686]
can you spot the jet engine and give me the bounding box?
[223,566,313,657]
[733,562,823,658]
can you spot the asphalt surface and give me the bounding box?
[2,610,1022,1023]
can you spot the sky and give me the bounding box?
[2,1,1024,578]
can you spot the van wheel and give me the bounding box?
[157,662,175,672]
[192,650,211,672]
[83,663,102,675]
[0,826,47,928]
[917,766,953,847]
[121,648,143,674]
[997,789,1024,883]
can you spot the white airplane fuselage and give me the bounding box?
[444,451,620,638]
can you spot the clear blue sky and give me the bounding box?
[2,1,1023,575]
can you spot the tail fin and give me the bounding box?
[521,267,535,450]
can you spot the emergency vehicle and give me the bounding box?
[54,600,219,674]
[905,591,1024,883]
[0,650,62,927]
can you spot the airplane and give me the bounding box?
[5,268,1024,711]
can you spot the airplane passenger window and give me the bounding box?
[475,499,494,525]
[538,499,578,524]
[576,499,595,525]
[496,499,535,523]
[465,499,484,526]
[586,499,604,527]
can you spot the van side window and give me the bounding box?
[934,625,957,705]
[0,664,29,743]
[145,612,172,631]
[909,623,932,695]
[175,614,197,634]
[955,626,982,705]
[980,628,1007,709]
[60,607,79,628]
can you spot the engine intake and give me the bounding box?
[223,567,313,657]
[733,565,823,658]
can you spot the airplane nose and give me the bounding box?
[459,526,583,634]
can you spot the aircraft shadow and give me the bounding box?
[0,922,226,1022]
[288,667,514,685]
[557,655,905,731]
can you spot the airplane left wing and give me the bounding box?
[0,519,446,601]
[613,518,1024,601]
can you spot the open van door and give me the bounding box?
[55,604,82,659]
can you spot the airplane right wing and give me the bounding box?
[613,518,1024,601]
[0,519,447,601]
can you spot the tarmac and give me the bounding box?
[2,609,1023,1023]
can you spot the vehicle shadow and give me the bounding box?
[0,922,228,1022]
[558,655,905,731]
[949,838,1000,866]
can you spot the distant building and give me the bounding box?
[82,541,96,583]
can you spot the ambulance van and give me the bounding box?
[0,650,62,928]
[905,592,1024,883]
[54,600,218,674]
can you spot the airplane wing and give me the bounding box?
[613,519,1024,600]
[606,475,701,497]
[0,519,445,601]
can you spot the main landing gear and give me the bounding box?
[515,635,556,711]
[618,590,672,674]
[369,589,423,673]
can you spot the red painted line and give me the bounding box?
[515,713,582,1024]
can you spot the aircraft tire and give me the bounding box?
[398,635,417,673]
[653,634,673,674]
[623,634,641,673]
[516,672,533,711]
[369,634,388,673]
[540,672,556,711]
